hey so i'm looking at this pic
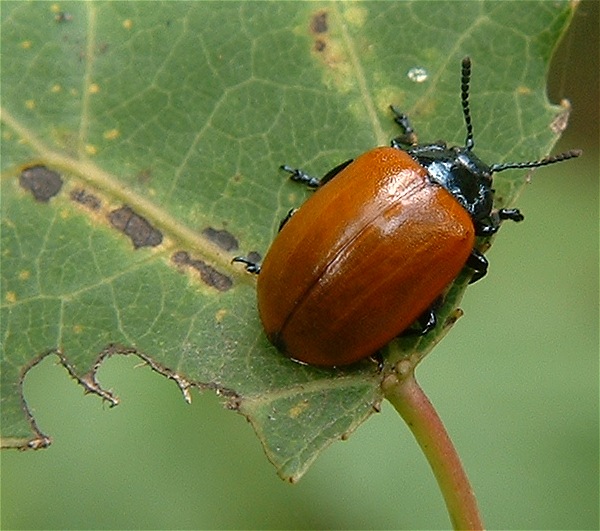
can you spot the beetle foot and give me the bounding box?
[401,305,438,337]
[415,307,437,335]
[466,249,488,284]
[390,105,418,146]
[232,256,261,274]
[280,165,320,188]
[498,208,524,223]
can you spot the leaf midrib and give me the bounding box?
[0,106,238,276]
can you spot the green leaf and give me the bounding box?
[1,1,576,481]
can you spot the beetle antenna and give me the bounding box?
[490,149,582,173]
[461,56,475,151]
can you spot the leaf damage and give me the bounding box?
[2,343,241,451]
[70,188,102,210]
[310,9,329,52]
[171,250,233,291]
[19,165,63,202]
[108,205,164,249]
[201,226,239,252]
[550,99,573,134]
[4,340,382,484]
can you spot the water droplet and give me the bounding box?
[407,67,428,83]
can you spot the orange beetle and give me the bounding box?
[234,57,580,366]
[257,147,474,366]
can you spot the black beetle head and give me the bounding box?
[410,57,581,225]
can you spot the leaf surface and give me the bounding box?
[0,1,575,480]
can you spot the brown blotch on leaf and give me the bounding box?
[311,10,328,33]
[172,250,190,266]
[19,165,63,202]
[202,227,239,252]
[109,206,163,249]
[314,39,326,52]
[550,100,572,134]
[171,250,233,292]
[70,188,101,210]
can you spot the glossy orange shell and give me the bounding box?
[257,147,475,366]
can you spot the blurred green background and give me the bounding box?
[2,2,597,530]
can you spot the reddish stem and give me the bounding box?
[382,360,484,530]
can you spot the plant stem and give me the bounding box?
[382,360,484,530]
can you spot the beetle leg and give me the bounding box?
[371,351,385,372]
[475,208,524,236]
[466,249,488,283]
[498,208,524,223]
[415,307,437,335]
[401,302,439,337]
[475,222,498,237]
[232,256,261,274]
[390,105,418,147]
[280,165,320,188]
[281,159,354,188]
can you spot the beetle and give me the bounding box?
[234,57,581,367]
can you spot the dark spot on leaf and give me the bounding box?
[311,11,328,33]
[19,165,63,202]
[70,188,101,210]
[192,261,233,292]
[109,206,163,249]
[172,250,190,266]
[202,227,239,252]
[55,11,73,23]
[171,251,233,292]
[226,396,242,411]
[310,11,333,60]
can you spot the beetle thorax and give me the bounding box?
[407,144,494,222]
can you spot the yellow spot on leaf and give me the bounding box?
[123,19,133,30]
[21,40,32,49]
[85,144,98,155]
[51,84,62,93]
[51,3,61,13]
[517,85,532,95]
[89,83,100,94]
[288,399,310,419]
[73,324,84,334]
[25,100,36,110]
[103,128,120,140]
[215,309,227,323]
[5,292,17,304]
[19,270,30,280]
[344,6,367,26]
